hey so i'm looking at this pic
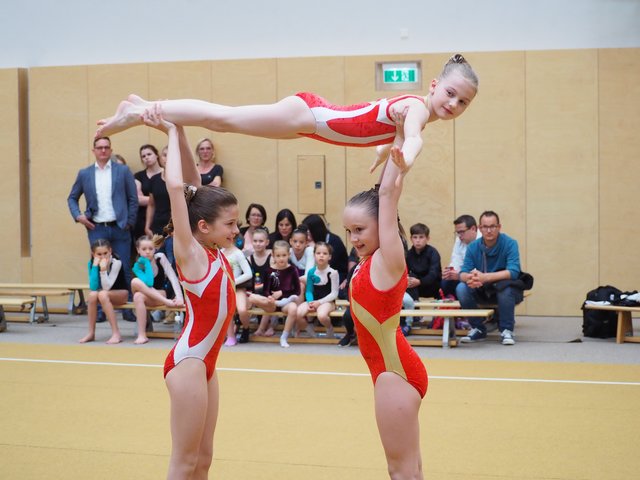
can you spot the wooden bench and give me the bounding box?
[112,302,186,339]
[0,296,37,325]
[0,283,89,319]
[245,306,493,348]
[582,304,640,344]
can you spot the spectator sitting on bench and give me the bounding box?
[441,214,481,297]
[131,235,184,345]
[80,239,129,344]
[296,242,339,339]
[250,240,300,347]
[405,223,442,301]
[458,211,523,346]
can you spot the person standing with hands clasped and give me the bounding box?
[142,104,239,480]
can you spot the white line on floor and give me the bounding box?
[1,357,639,386]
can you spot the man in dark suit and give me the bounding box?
[68,136,138,318]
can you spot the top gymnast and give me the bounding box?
[97,54,477,175]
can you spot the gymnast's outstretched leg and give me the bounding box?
[96,94,316,139]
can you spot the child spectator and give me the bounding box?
[296,242,339,338]
[130,235,184,344]
[289,225,314,279]
[80,239,129,344]
[221,235,253,346]
[406,223,442,300]
[250,240,300,347]
[247,228,272,297]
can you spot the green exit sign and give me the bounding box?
[383,68,417,83]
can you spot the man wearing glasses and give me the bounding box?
[457,210,522,345]
[441,214,482,296]
[68,137,138,318]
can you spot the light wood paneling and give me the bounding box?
[148,61,211,168]
[277,56,346,234]
[526,50,599,315]
[11,48,640,315]
[455,51,527,312]
[209,59,278,226]
[29,66,89,283]
[88,63,149,167]
[0,69,23,280]
[598,48,640,291]
[297,155,325,214]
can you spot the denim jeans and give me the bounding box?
[440,279,459,297]
[455,282,523,332]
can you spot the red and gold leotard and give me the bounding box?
[164,246,236,380]
[349,256,428,398]
[295,92,425,147]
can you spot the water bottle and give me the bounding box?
[254,272,263,295]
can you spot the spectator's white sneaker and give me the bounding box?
[501,329,515,345]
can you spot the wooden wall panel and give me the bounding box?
[88,64,149,167]
[598,49,640,290]
[13,48,640,314]
[29,66,89,283]
[210,59,278,227]
[455,51,527,311]
[148,61,211,166]
[0,69,23,280]
[277,57,346,234]
[526,50,599,315]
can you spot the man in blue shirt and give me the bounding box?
[457,211,523,345]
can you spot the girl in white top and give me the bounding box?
[289,227,314,279]
[222,239,253,345]
[296,242,339,338]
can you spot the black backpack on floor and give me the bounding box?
[581,285,622,338]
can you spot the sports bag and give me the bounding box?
[582,285,622,338]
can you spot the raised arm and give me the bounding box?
[399,104,428,170]
[370,147,407,290]
[176,124,201,187]
[143,106,207,279]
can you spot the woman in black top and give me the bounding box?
[267,208,297,248]
[195,138,223,186]
[301,214,349,285]
[134,144,163,240]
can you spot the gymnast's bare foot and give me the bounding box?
[106,334,122,345]
[78,333,95,343]
[95,94,151,137]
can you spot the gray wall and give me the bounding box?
[2,0,639,68]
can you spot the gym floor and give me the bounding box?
[1,313,639,480]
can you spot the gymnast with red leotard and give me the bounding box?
[143,104,240,479]
[97,54,478,180]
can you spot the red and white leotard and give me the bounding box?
[349,256,428,398]
[164,246,236,381]
[296,92,425,147]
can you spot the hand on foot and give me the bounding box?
[141,103,174,132]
